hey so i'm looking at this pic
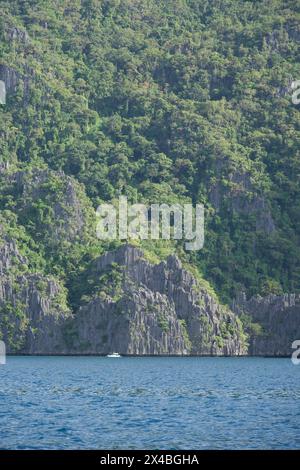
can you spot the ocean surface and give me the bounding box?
[0,356,299,449]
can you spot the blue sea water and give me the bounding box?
[0,356,299,449]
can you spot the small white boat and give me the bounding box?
[107,352,121,358]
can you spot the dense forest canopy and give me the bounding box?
[0,0,300,305]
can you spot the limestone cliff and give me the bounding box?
[69,245,247,355]
[0,167,96,251]
[2,236,299,356]
[0,230,72,354]
[232,292,300,356]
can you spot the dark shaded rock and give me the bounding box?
[5,168,93,245]
[0,64,31,100]
[3,238,298,357]
[72,245,247,355]
[0,161,10,174]
[265,23,300,53]
[0,237,72,354]
[74,287,189,355]
[232,292,300,356]
[0,64,19,94]
[6,26,29,43]
[209,169,275,234]
[275,77,295,98]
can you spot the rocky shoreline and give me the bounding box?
[1,241,299,357]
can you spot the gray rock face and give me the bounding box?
[0,273,71,354]
[232,292,300,356]
[275,77,295,99]
[0,64,31,100]
[265,23,300,53]
[74,287,188,355]
[0,237,72,354]
[4,168,92,245]
[5,25,30,44]
[20,169,87,240]
[3,236,298,356]
[0,65,19,94]
[208,169,275,235]
[71,245,247,355]
[0,238,26,274]
[3,239,245,355]
[0,161,10,174]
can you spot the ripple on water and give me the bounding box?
[0,357,299,449]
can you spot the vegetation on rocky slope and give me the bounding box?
[0,0,299,333]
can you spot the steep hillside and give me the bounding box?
[0,213,72,352]
[0,1,300,352]
[70,245,247,355]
